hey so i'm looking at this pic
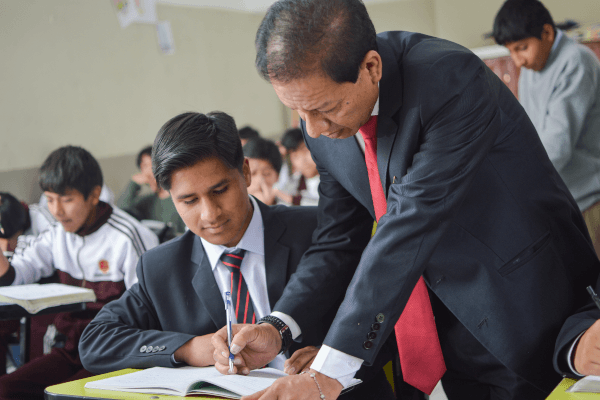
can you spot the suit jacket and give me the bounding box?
[79,201,339,373]
[272,31,600,393]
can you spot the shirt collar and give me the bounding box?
[201,196,264,271]
[550,29,563,55]
[371,96,380,117]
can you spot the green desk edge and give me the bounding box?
[44,369,216,400]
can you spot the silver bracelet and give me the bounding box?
[301,371,325,399]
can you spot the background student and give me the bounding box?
[117,145,186,239]
[79,111,395,400]
[493,0,600,257]
[243,137,282,205]
[0,146,158,400]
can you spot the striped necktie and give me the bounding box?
[360,115,446,395]
[220,249,256,324]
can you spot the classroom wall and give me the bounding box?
[434,0,600,49]
[0,1,277,202]
[367,0,436,36]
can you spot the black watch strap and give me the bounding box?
[257,315,293,355]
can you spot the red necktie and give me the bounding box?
[221,249,256,324]
[360,115,446,395]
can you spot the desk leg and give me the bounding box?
[19,317,30,366]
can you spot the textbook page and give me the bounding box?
[566,375,600,392]
[85,366,288,397]
[0,283,96,313]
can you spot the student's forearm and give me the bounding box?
[173,334,216,367]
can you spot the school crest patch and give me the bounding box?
[99,260,109,274]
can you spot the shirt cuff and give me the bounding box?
[271,311,301,340]
[567,331,587,377]
[170,353,186,367]
[311,345,363,388]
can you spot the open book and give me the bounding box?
[0,283,96,314]
[567,375,600,393]
[85,366,362,398]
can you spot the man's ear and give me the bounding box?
[362,50,383,85]
[89,185,102,206]
[242,159,252,188]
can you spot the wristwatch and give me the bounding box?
[257,315,293,355]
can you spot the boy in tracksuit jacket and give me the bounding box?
[0,146,158,399]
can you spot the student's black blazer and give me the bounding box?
[79,201,344,372]
[271,31,600,393]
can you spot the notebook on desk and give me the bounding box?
[0,283,96,314]
[84,366,362,398]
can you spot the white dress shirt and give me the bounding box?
[273,98,382,387]
[201,196,286,370]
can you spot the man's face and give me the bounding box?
[247,158,279,189]
[169,157,253,247]
[45,187,100,233]
[289,144,318,179]
[505,24,555,71]
[272,51,381,140]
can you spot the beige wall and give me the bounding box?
[434,0,600,49]
[0,0,279,176]
[367,0,436,36]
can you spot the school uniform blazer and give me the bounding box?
[272,31,600,393]
[79,201,342,373]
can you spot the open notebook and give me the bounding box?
[566,375,600,393]
[0,283,96,314]
[85,366,362,398]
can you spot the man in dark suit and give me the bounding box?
[211,1,600,399]
[78,111,394,400]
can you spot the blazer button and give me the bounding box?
[371,323,381,331]
[363,340,373,350]
[139,345,147,353]
[376,313,385,323]
[367,331,377,340]
[152,347,159,353]
[146,346,153,353]
[159,346,166,351]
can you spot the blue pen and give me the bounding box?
[225,291,235,373]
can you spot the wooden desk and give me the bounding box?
[0,302,86,365]
[546,378,600,399]
[45,369,214,400]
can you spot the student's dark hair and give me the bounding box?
[136,145,153,168]
[280,128,304,152]
[243,138,283,174]
[39,146,103,200]
[0,193,31,239]
[255,0,377,84]
[493,0,556,45]
[238,126,260,141]
[152,111,244,191]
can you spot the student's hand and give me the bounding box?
[284,346,318,374]
[240,369,343,400]
[248,175,276,205]
[273,189,293,205]
[212,323,281,375]
[173,335,215,367]
[574,320,600,375]
[132,172,150,186]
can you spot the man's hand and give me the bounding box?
[284,346,318,375]
[574,320,600,375]
[241,369,343,400]
[212,323,281,375]
[0,250,10,277]
[173,335,215,367]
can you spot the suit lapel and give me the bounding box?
[376,36,403,197]
[258,201,290,310]
[190,235,226,328]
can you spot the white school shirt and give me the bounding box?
[200,196,287,370]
